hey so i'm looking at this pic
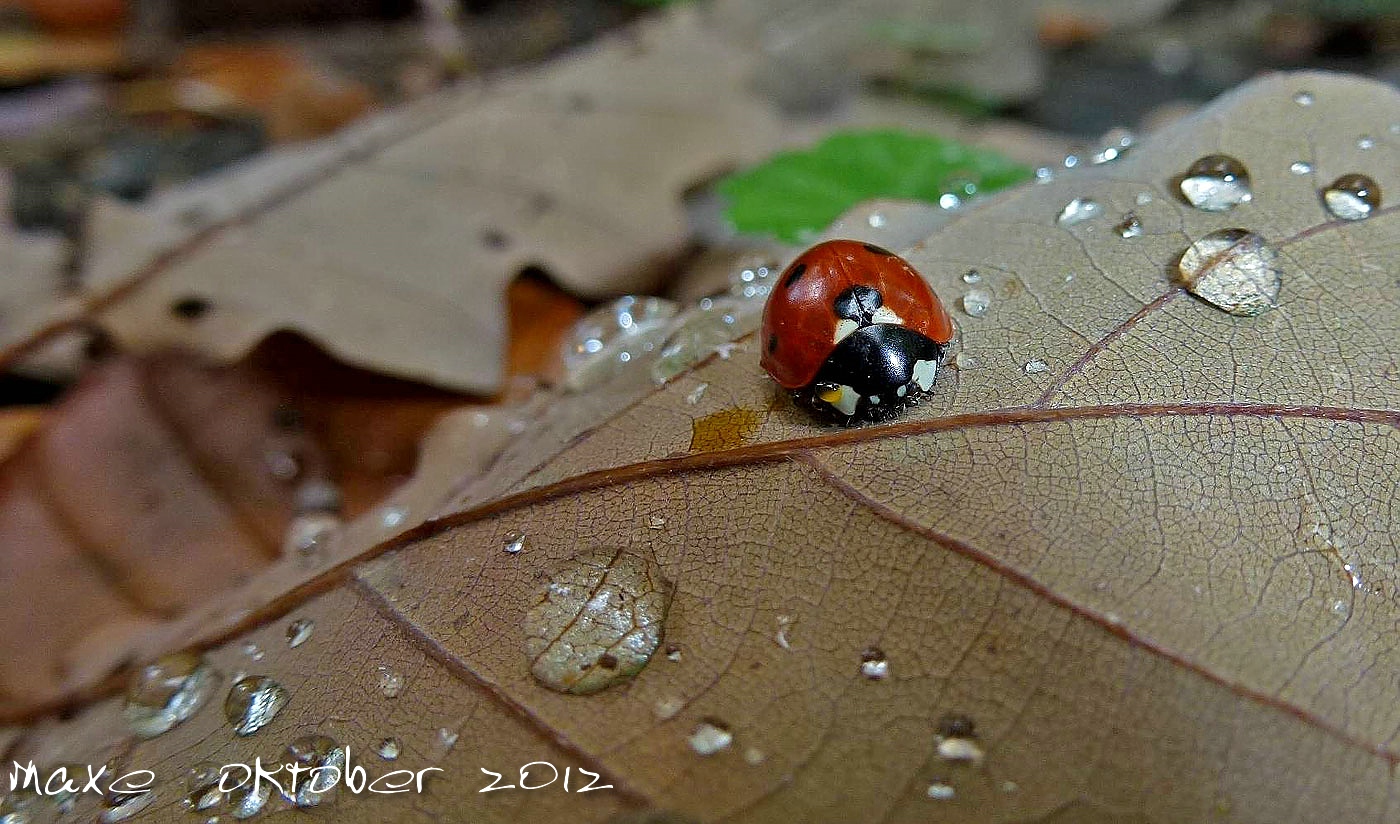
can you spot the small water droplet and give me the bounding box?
[665,643,682,663]
[380,507,406,529]
[1023,359,1049,375]
[1055,197,1101,226]
[647,516,667,530]
[938,193,961,210]
[286,618,314,648]
[1062,153,1080,169]
[1089,128,1135,164]
[1290,160,1312,175]
[954,352,977,370]
[867,212,886,228]
[1344,563,1363,589]
[226,769,272,819]
[1178,228,1280,316]
[775,615,794,650]
[1034,166,1054,184]
[1331,599,1350,616]
[960,289,991,318]
[961,270,981,284]
[224,676,288,735]
[1179,154,1252,211]
[926,782,956,801]
[1294,90,1314,106]
[1114,213,1143,239]
[688,719,733,756]
[654,696,684,720]
[728,257,780,300]
[284,511,342,556]
[1322,173,1381,221]
[563,295,680,390]
[240,642,263,662]
[375,665,405,698]
[438,727,459,750]
[123,652,222,738]
[859,647,889,680]
[502,530,526,554]
[100,784,154,823]
[743,747,766,766]
[651,297,751,384]
[1135,191,1154,206]
[523,549,673,694]
[376,737,402,761]
[285,735,346,807]
[1358,135,1376,150]
[184,762,224,811]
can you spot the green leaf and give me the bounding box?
[718,129,1032,243]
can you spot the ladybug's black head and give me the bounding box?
[833,285,882,326]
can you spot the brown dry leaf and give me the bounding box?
[14,70,1400,824]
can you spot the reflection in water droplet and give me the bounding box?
[286,618,314,648]
[284,511,342,556]
[1023,359,1049,375]
[100,785,154,823]
[728,259,779,300]
[285,735,346,807]
[927,782,956,801]
[123,652,221,738]
[241,642,263,661]
[935,713,984,765]
[376,665,405,698]
[1178,228,1280,316]
[502,530,526,554]
[524,549,673,694]
[1179,154,1252,211]
[684,383,708,405]
[1322,173,1381,221]
[224,676,289,735]
[962,270,981,284]
[438,728,459,750]
[666,643,682,662]
[563,296,679,391]
[651,297,752,384]
[1055,197,1101,226]
[938,193,961,210]
[380,507,406,529]
[960,289,991,318]
[227,770,272,819]
[1034,166,1054,184]
[859,647,889,680]
[1332,599,1349,616]
[1293,90,1314,106]
[1290,161,1312,175]
[1090,128,1135,164]
[376,737,402,761]
[688,720,733,755]
[185,762,224,811]
[1114,213,1143,239]
[648,516,667,530]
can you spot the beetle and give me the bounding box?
[759,239,954,423]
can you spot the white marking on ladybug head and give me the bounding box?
[913,358,937,391]
[896,384,908,398]
[872,306,904,325]
[833,318,859,344]
[816,382,861,416]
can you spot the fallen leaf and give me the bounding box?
[13,70,1400,824]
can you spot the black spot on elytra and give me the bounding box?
[783,263,807,288]
[863,243,895,256]
[767,334,779,353]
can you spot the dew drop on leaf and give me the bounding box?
[99,786,154,823]
[438,727,459,750]
[954,351,978,370]
[688,719,733,756]
[286,618,314,648]
[647,516,667,530]
[1179,154,1253,211]
[227,771,272,819]
[502,530,526,554]
[184,762,223,811]
[961,269,981,284]
[1322,173,1381,221]
[684,382,708,405]
[1290,161,1312,175]
[1177,228,1280,316]
[285,735,346,807]
[376,737,402,761]
[859,647,890,680]
[960,289,991,318]
[1023,359,1049,375]
[651,296,750,384]
[1114,213,1144,239]
[240,642,263,662]
[1357,135,1376,150]
[926,782,956,801]
[380,506,406,529]
[375,665,405,698]
[284,511,341,557]
[562,296,679,391]
[523,548,673,694]
[1293,90,1314,106]
[123,652,221,738]
[1055,197,1102,226]
[224,676,289,735]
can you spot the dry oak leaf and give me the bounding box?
[16,70,1400,824]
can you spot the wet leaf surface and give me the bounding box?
[10,70,1400,824]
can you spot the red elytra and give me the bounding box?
[759,239,954,389]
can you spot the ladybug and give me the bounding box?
[760,239,954,423]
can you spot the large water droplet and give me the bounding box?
[184,762,224,811]
[1322,173,1381,221]
[123,652,221,738]
[523,548,673,694]
[1179,155,1252,211]
[286,618,314,648]
[375,665,405,698]
[859,647,889,680]
[687,719,733,756]
[376,737,402,761]
[224,676,289,735]
[960,289,990,318]
[1114,213,1143,239]
[562,296,679,391]
[1055,197,1101,226]
[1178,228,1280,316]
[651,296,751,384]
[285,735,346,807]
[502,530,526,554]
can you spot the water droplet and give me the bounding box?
[226,769,272,819]
[523,548,673,694]
[285,618,314,649]
[240,642,263,662]
[775,615,793,650]
[1293,90,1314,106]
[502,530,526,554]
[665,643,682,662]
[1114,213,1143,239]
[1177,228,1280,316]
[100,785,154,823]
[743,747,766,766]
[1322,173,1381,221]
[654,696,684,720]
[285,734,346,807]
[283,511,341,556]
[563,296,679,390]
[380,507,406,529]
[376,737,402,761]
[1358,135,1376,150]
[185,762,224,811]
[688,719,733,756]
[647,516,667,530]
[295,479,342,513]
[938,193,961,210]
[859,647,889,680]
[375,665,405,698]
[954,352,977,370]
[727,258,780,300]
[1331,599,1349,616]
[1135,191,1154,206]
[1062,153,1080,169]
[684,383,708,405]
[123,652,221,738]
[960,289,991,318]
[867,212,886,228]
[1290,161,1312,175]
[438,727,459,750]
[224,676,288,735]
[961,270,981,284]
[926,782,956,801]
[1344,563,1363,589]
[1034,166,1054,184]
[651,297,750,384]
[1089,128,1135,164]
[1179,154,1252,211]
[935,713,984,765]
[1055,197,1101,226]
[1023,359,1049,375]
